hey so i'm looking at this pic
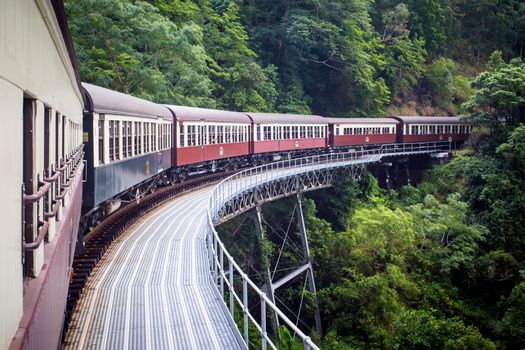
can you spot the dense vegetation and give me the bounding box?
[217,57,524,349]
[66,0,524,116]
[65,0,525,348]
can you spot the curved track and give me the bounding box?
[63,186,243,349]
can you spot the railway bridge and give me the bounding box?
[64,142,451,349]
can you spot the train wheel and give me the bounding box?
[178,170,187,183]
[135,189,141,204]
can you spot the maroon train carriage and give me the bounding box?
[165,105,252,173]
[390,116,474,145]
[245,113,328,161]
[326,118,399,148]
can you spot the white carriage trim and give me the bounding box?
[405,123,474,135]
[94,113,173,167]
[254,123,326,141]
[333,123,396,136]
[178,121,249,148]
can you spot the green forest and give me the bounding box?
[66,0,524,117]
[65,0,525,348]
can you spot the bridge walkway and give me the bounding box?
[63,187,244,349]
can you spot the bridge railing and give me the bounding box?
[206,141,451,350]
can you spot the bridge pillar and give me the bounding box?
[253,203,280,339]
[296,192,323,336]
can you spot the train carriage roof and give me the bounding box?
[82,83,173,119]
[390,116,472,124]
[245,113,327,124]
[325,117,399,124]
[165,105,251,123]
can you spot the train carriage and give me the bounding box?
[326,118,399,148]
[82,83,173,214]
[245,113,328,158]
[166,105,252,171]
[1,1,85,348]
[390,116,474,145]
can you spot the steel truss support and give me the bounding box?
[295,191,323,336]
[253,203,280,339]
[252,190,323,339]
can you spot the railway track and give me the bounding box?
[63,171,236,336]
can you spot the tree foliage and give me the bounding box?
[463,52,525,128]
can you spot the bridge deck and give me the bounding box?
[63,187,243,349]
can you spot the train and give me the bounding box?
[1,1,473,348]
[80,82,474,234]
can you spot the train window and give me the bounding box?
[169,124,172,148]
[283,126,289,139]
[145,123,150,152]
[126,122,131,156]
[437,125,443,134]
[157,124,161,150]
[149,123,153,151]
[122,122,127,159]
[138,122,143,154]
[263,126,270,141]
[150,123,154,150]
[115,121,120,159]
[152,123,156,151]
[452,125,458,134]
[187,125,195,146]
[44,108,51,174]
[163,124,167,149]
[216,125,222,143]
[179,124,184,147]
[411,125,418,135]
[208,125,214,144]
[109,121,115,161]
[134,122,139,154]
[62,115,66,164]
[98,120,104,164]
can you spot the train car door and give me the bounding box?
[327,124,334,147]
[199,122,205,162]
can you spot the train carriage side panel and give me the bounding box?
[245,113,328,155]
[326,118,398,147]
[389,116,473,144]
[166,105,251,167]
[2,0,85,348]
[82,83,173,207]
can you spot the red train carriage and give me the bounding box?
[166,106,252,170]
[326,118,399,148]
[245,113,328,159]
[390,116,474,144]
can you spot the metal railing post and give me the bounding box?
[229,260,234,317]
[243,275,249,346]
[220,247,224,298]
[304,337,311,350]
[261,293,267,350]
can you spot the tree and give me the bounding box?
[463,52,525,128]
[65,0,216,106]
